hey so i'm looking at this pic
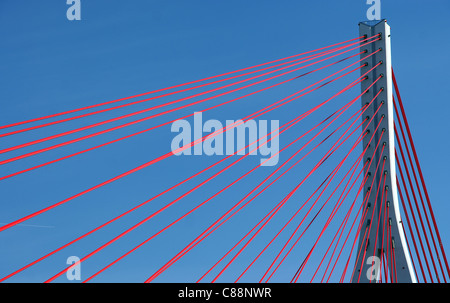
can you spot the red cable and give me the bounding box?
[322,147,383,283]
[396,155,429,282]
[264,123,374,283]
[392,69,450,279]
[146,94,365,284]
[263,93,383,283]
[0,35,370,130]
[357,157,386,282]
[147,77,378,281]
[0,43,367,138]
[395,128,436,282]
[347,225,369,282]
[1,53,380,183]
[88,98,351,283]
[310,162,368,282]
[45,103,321,283]
[316,170,371,282]
[294,103,385,283]
[368,172,387,283]
[393,98,445,282]
[0,49,376,284]
[341,189,377,282]
[0,45,354,140]
[384,223,390,282]
[379,183,389,282]
[0,62,358,179]
[228,81,381,283]
[239,89,382,283]
[0,57,374,233]
[217,131,367,284]
[293,119,385,283]
[0,51,349,153]
[3,94,336,284]
[7,67,376,283]
[325,192,369,282]
[342,179,380,283]
[330,162,378,283]
[246,127,368,283]
[199,107,369,283]
[343,143,386,282]
[0,37,379,156]
[0,48,377,167]
[394,160,420,282]
[46,69,366,283]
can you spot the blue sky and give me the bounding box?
[0,1,449,283]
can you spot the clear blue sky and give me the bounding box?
[0,1,449,283]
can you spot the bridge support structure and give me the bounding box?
[352,19,416,283]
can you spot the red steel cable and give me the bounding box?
[278,101,384,283]
[395,127,436,282]
[332,168,375,283]
[45,105,325,283]
[0,42,369,138]
[315,170,370,282]
[342,185,378,283]
[0,45,356,140]
[198,109,369,283]
[245,161,367,283]
[388,218,394,282]
[214,131,367,283]
[325,192,369,282]
[368,173,387,283]
[0,35,370,130]
[309,161,368,282]
[319,89,388,283]
[262,120,376,283]
[347,224,369,282]
[203,79,382,283]
[1,39,381,168]
[393,99,445,282]
[392,69,450,279]
[321,160,378,282]
[241,117,371,283]
[293,119,385,283]
[145,95,366,283]
[396,175,421,282]
[98,71,380,281]
[379,184,389,282]
[343,146,386,283]
[231,88,380,283]
[45,70,367,283]
[356,157,386,282]
[0,37,379,155]
[2,90,343,283]
[85,98,354,283]
[0,58,375,233]
[262,93,383,283]
[396,153,430,282]
[343,141,386,283]
[1,53,380,182]
[2,66,366,282]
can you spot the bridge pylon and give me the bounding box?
[352,19,416,283]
